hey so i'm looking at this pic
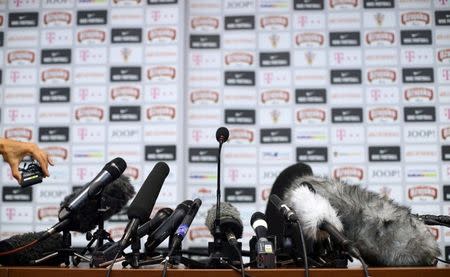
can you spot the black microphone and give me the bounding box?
[251,212,268,241]
[55,173,133,236]
[213,127,229,241]
[119,162,170,250]
[269,194,298,222]
[58,157,127,221]
[91,207,173,267]
[205,202,243,246]
[60,174,135,233]
[168,199,202,255]
[0,176,135,259]
[216,127,229,143]
[145,200,193,255]
[139,208,174,238]
[0,232,64,266]
[250,212,276,268]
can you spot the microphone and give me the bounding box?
[213,127,229,242]
[145,200,193,255]
[0,232,64,266]
[60,174,135,233]
[279,166,440,266]
[91,207,173,267]
[166,199,202,256]
[269,194,298,222]
[139,208,174,238]
[284,185,360,258]
[119,162,170,250]
[205,202,243,246]
[250,212,276,268]
[216,127,229,143]
[58,157,127,221]
[251,212,269,241]
[0,175,135,258]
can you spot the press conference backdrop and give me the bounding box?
[0,0,450,258]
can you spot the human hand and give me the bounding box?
[0,139,53,184]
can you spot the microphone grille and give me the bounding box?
[250,211,266,226]
[205,202,243,239]
[105,157,127,178]
[215,127,229,143]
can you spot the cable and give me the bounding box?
[436,257,450,264]
[0,239,39,256]
[357,256,370,277]
[231,243,245,277]
[296,221,309,277]
[106,250,120,277]
[161,247,175,277]
[162,257,169,277]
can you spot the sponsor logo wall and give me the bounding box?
[0,0,185,246]
[186,0,450,254]
[1,0,450,256]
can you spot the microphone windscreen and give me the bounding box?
[216,127,229,143]
[286,174,441,266]
[205,202,243,239]
[127,162,169,221]
[284,185,343,241]
[60,174,135,232]
[0,232,64,266]
[104,157,127,179]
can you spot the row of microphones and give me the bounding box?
[91,207,174,267]
[0,158,134,265]
[145,200,193,254]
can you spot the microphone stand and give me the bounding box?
[121,232,142,268]
[207,128,242,268]
[71,194,115,266]
[134,234,180,268]
[30,229,91,266]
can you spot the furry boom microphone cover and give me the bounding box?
[269,162,440,266]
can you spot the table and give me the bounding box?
[1,265,450,277]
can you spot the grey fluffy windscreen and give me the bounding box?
[285,175,440,266]
[0,232,64,266]
[205,202,243,232]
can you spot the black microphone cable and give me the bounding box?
[0,219,70,256]
[269,194,309,277]
[231,241,245,277]
[0,239,39,256]
[296,221,309,277]
[106,250,121,277]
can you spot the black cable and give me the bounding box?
[0,239,39,256]
[162,257,169,277]
[225,256,252,277]
[231,243,245,277]
[357,256,370,277]
[106,250,120,277]
[436,257,450,264]
[161,247,175,277]
[296,221,309,277]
